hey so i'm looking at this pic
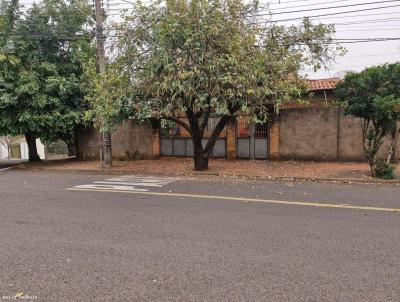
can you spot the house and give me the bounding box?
[76,78,399,162]
[0,136,46,160]
[158,77,400,161]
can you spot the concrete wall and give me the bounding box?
[0,138,45,160]
[0,144,6,159]
[279,107,339,161]
[111,119,153,160]
[278,106,400,161]
[76,119,155,160]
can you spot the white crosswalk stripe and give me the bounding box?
[70,175,176,192]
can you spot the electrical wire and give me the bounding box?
[256,0,400,16]
[266,4,400,22]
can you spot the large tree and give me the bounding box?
[0,0,94,161]
[336,64,400,178]
[89,0,341,170]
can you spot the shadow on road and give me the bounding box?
[0,159,27,170]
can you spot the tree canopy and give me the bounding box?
[335,63,400,178]
[88,0,342,170]
[0,0,94,161]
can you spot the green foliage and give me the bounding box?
[374,160,396,180]
[110,0,340,123]
[84,61,133,133]
[0,0,94,147]
[46,140,68,155]
[95,0,340,170]
[336,63,400,178]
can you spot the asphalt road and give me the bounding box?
[1,169,400,301]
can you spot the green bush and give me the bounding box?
[374,160,396,180]
[46,140,68,155]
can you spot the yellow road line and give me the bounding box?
[66,188,400,213]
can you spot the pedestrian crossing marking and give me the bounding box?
[93,181,165,187]
[74,184,148,191]
[69,175,176,192]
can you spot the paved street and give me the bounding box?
[1,169,400,301]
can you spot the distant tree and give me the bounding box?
[0,135,15,159]
[87,0,342,170]
[0,0,94,161]
[336,63,400,178]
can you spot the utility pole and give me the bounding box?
[94,0,112,167]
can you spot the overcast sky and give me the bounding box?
[20,0,400,79]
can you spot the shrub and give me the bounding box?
[374,160,396,180]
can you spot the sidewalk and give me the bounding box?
[0,159,27,169]
[18,157,400,184]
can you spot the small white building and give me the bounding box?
[0,137,46,160]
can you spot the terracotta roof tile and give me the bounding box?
[305,78,340,91]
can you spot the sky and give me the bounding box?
[19,0,400,79]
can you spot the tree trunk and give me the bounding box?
[67,144,76,157]
[65,140,76,157]
[192,138,209,171]
[194,152,209,171]
[25,132,41,162]
[386,125,399,164]
[386,144,395,165]
[369,161,376,178]
[191,127,209,171]
[186,110,233,171]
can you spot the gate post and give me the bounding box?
[249,123,255,160]
[269,120,280,160]
[226,118,237,160]
[150,118,161,159]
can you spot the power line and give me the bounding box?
[330,17,400,26]
[106,1,400,25]
[305,60,400,71]
[107,0,400,14]
[3,30,400,45]
[308,10,400,21]
[108,0,351,10]
[342,52,400,58]
[256,0,400,16]
[268,4,400,22]
[268,0,351,11]
[268,0,314,4]
[337,27,399,32]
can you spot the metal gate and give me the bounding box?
[160,116,227,158]
[161,138,227,158]
[237,120,268,159]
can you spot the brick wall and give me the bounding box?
[226,119,236,160]
[269,120,280,159]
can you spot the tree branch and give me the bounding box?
[204,115,233,156]
[199,105,211,137]
[162,115,192,135]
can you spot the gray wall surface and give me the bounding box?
[76,119,154,160]
[279,107,400,162]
